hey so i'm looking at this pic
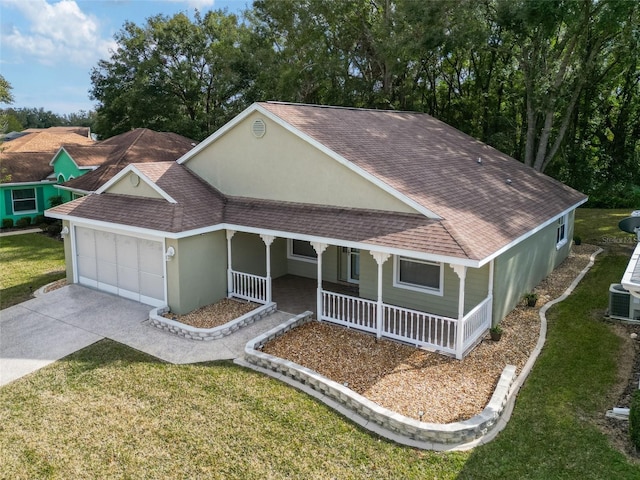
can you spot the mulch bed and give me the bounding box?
[163,298,259,329]
[263,245,599,424]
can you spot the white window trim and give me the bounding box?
[12,188,38,214]
[393,255,444,296]
[556,214,568,250]
[287,238,318,264]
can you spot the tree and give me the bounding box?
[91,10,252,140]
[0,75,13,105]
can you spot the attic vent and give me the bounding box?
[251,119,266,138]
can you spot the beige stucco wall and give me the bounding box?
[185,111,418,214]
[63,219,73,281]
[105,172,164,199]
[166,231,227,314]
[493,210,575,323]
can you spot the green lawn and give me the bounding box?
[0,232,66,309]
[1,211,639,478]
[574,207,636,246]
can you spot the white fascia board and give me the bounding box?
[54,184,93,195]
[176,104,258,165]
[1,180,56,187]
[43,212,479,267]
[95,164,177,204]
[44,211,170,240]
[172,222,480,267]
[176,103,439,219]
[476,197,589,267]
[621,242,640,297]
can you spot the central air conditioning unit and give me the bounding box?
[609,284,640,321]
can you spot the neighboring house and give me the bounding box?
[47,102,587,358]
[55,128,198,199]
[1,128,94,225]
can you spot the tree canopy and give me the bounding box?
[90,0,640,207]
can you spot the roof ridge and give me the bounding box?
[113,128,147,166]
[263,101,424,116]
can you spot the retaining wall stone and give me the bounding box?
[149,302,277,340]
[244,316,517,445]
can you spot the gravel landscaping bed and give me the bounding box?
[163,298,259,329]
[263,245,598,424]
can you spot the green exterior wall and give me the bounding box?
[492,210,575,323]
[359,251,490,319]
[1,183,60,224]
[51,150,88,182]
[166,231,227,314]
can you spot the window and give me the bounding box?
[556,214,568,249]
[393,256,443,295]
[287,239,317,262]
[12,188,37,213]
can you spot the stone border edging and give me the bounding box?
[471,246,605,448]
[149,301,278,341]
[240,311,517,448]
[236,247,604,450]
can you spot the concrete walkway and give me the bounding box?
[0,284,293,386]
[0,228,42,237]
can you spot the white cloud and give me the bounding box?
[1,0,116,67]
[171,0,216,9]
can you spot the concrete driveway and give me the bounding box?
[0,284,292,386]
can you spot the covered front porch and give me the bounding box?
[225,230,493,359]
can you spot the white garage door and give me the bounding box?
[75,226,165,307]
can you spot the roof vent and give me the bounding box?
[477,157,482,164]
[506,178,512,185]
[251,119,266,138]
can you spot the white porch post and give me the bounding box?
[488,259,494,324]
[260,234,275,303]
[226,230,236,297]
[311,242,328,320]
[451,264,467,359]
[370,251,390,339]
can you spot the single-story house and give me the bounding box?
[47,102,587,358]
[1,127,94,225]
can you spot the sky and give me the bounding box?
[0,0,247,115]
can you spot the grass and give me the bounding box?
[0,232,65,309]
[1,209,639,478]
[574,207,635,246]
[0,342,467,479]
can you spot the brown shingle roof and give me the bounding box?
[50,103,587,262]
[0,152,56,183]
[61,129,196,192]
[49,162,225,232]
[2,131,93,153]
[258,102,587,259]
[48,162,467,259]
[0,127,95,184]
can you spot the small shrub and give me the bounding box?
[2,218,13,229]
[49,195,63,208]
[33,214,46,225]
[630,390,640,451]
[15,217,31,228]
[573,236,582,246]
[46,221,62,237]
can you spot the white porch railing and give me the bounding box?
[321,290,377,333]
[320,289,492,358]
[462,295,492,352]
[230,270,268,304]
[382,303,458,355]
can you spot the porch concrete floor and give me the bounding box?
[272,275,358,317]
